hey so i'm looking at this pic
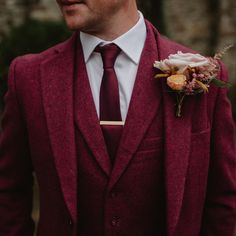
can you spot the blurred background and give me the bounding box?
[0,0,235,233]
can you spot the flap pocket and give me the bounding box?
[138,136,163,152]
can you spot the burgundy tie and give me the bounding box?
[95,44,123,165]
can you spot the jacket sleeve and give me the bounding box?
[0,58,35,236]
[200,63,236,235]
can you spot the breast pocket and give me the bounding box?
[189,128,211,170]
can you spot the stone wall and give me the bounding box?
[30,0,61,21]
[164,0,212,53]
[0,0,25,39]
[0,0,61,41]
[218,0,236,81]
[164,0,236,81]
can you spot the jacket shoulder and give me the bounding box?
[9,33,76,88]
[12,38,70,68]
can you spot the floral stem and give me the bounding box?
[176,94,185,117]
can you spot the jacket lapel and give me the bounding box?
[162,86,193,235]
[157,34,194,235]
[40,33,78,223]
[108,21,162,190]
[74,41,112,177]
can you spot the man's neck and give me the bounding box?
[84,7,139,41]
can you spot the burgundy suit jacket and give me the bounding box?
[0,21,236,236]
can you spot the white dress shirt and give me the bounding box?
[80,12,147,121]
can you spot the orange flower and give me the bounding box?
[167,74,187,91]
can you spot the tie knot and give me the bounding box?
[95,43,121,69]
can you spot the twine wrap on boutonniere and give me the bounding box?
[153,45,233,117]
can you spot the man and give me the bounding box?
[0,0,236,235]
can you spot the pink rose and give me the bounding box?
[154,51,216,73]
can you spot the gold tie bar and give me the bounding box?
[100,121,125,126]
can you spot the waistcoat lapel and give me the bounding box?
[74,40,112,177]
[40,33,78,223]
[108,21,162,190]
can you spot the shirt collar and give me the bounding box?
[80,11,147,65]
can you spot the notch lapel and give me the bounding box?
[108,22,162,190]
[157,35,194,235]
[162,87,193,235]
[40,34,78,222]
[74,41,111,177]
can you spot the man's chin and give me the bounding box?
[64,17,98,33]
[64,18,84,31]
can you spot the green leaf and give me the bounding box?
[210,78,231,88]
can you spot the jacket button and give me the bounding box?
[110,192,117,198]
[111,217,120,227]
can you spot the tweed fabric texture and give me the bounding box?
[0,20,235,236]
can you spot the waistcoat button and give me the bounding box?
[111,217,120,227]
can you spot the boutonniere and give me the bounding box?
[153,45,232,117]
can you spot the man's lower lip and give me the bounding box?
[62,3,84,9]
[62,2,83,6]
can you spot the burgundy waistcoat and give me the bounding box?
[74,25,166,236]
